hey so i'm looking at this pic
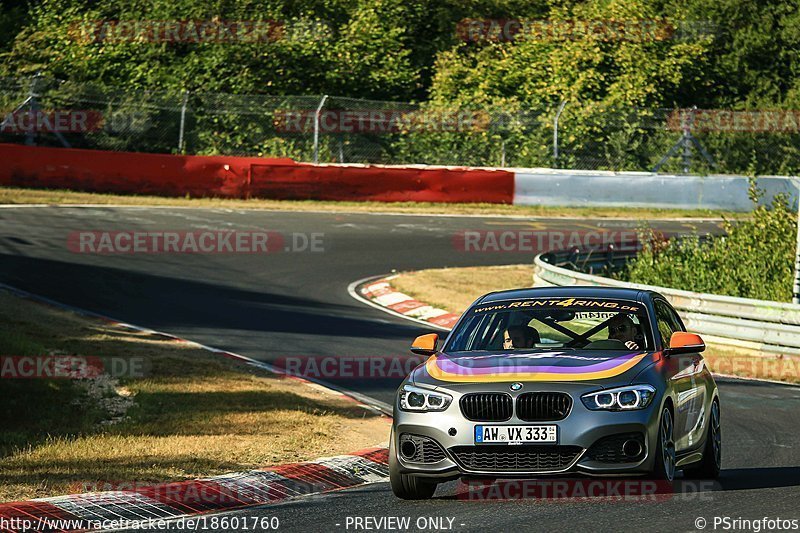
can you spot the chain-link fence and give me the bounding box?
[3,75,800,175]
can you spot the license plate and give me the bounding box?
[474,425,557,444]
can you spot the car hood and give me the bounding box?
[410,350,658,388]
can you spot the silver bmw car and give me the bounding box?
[390,286,721,499]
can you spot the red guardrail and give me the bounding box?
[0,144,514,203]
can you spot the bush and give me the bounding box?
[620,186,797,301]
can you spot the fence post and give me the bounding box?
[24,75,38,147]
[18,73,70,148]
[553,101,567,167]
[653,107,715,173]
[178,90,189,154]
[313,94,328,164]
[681,112,692,174]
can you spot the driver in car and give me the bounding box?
[503,325,540,350]
[607,314,643,350]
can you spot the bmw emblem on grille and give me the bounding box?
[510,382,523,391]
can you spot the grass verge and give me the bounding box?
[391,265,534,313]
[0,290,388,503]
[0,186,742,219]
[390,265,800,384]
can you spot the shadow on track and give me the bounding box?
[718,466,800,491]
[0,253,420,340]
[435,466,800,502]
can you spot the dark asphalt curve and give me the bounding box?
[0,206,718,406]
[3,206,795,532]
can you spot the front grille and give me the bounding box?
[450,445,582,472]
[460,393,513,421]
[516,392,572,421]
[585,433,646,463]
[399,434,446,464]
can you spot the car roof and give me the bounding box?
[476,286,648,304]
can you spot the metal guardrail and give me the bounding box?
[534,248,800,356]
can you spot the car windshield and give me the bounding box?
[445,297,654,353]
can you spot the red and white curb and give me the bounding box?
[0,448,389,532]
[349,275,461,331]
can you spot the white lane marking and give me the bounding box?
[0,204,726,222]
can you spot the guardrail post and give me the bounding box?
[313,94,328,164]
[793,179,800,304]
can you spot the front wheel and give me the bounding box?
[684,400,721,479]
[389,432,438,500]
[651,406,676,482]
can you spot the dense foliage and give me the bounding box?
[2,0,799,106]
[620,187,797,301]
[1,0,800,171]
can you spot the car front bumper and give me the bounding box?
[392,384,662,479]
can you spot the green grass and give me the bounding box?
[0,325,107,456]
[0,290,387,502]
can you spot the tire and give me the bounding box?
[684,399,722,480]
[389,431,438,500]
[651,406,676,482]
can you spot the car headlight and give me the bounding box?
[398,384,452,412]
[581,385,656,411]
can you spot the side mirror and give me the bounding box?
[411,333,439,356]
[666,332,705,356]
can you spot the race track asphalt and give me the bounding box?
[2,206,797,532]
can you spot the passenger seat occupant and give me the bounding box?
[503,325,541,350]
[607,314,643,350]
